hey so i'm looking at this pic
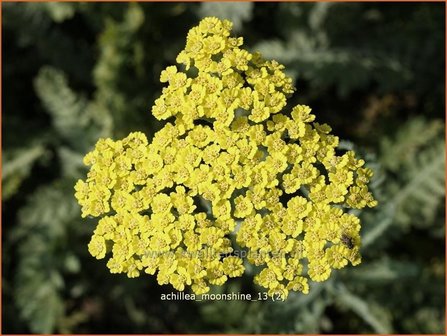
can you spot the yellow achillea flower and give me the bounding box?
[74,17,377,299]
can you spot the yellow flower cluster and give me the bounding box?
[75,17,377,299]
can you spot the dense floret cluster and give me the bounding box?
[75,17,377,299]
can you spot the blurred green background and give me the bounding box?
[2,2,445,334]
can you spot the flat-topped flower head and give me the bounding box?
[75,17,377,299]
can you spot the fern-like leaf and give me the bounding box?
[34,66,111,151]
[330,283,393,333]
[13,182,82,333]
[363,139,445,246]
[393,139,445,228]
[2,145,46,199]
[380,117,444,172]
